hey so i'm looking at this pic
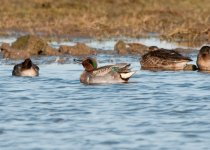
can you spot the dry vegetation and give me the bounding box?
[1,0,210,46]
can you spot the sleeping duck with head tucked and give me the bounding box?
[12,58,39,77]
[140,47,193,71]
[75,57,136,84]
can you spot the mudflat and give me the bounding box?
[1,0,210,46]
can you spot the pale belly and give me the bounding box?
[197,58,210,71]
[20,68,38,77]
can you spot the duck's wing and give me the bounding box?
[146,49,192,62]
[112,63,136,80]
[12,64,21,76]
[32,64,39,73]
[111,63,131,72]
[92,63,132,76]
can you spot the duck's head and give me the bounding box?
[198,46,210,61]
[199,46,210,55]
[21,58,32,70]
[74,57,98,72]
[196,46,210,71]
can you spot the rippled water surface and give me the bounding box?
[0,37,210,150]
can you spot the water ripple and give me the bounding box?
[1,46,210,149]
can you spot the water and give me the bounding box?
[0,37,210,150]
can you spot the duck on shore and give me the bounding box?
[140,47,195,71]
[74,57,135,84]
[12,58,39,77]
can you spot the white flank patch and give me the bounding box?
[120,71,136,79]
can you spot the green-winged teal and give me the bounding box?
[75,57,135,84]
[197,46,210,71]
[140,48,192,71]
[12,58,39,76]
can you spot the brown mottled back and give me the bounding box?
[143,49,192,61]
[141,49,192,70]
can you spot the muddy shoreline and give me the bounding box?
[1,0,210,47]
[0,35,198,60]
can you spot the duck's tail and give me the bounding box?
[120,71,136,81]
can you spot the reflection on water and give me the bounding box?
[0,37,210,150]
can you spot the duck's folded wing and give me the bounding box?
[92,63,131,76]
[143,49,192,63]
[112,63,131,73]
[154,50,192,61]
[33,64,39,71]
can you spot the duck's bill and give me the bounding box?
[73,58,83,64]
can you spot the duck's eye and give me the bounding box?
[87,59,95,67]
[202,54,206,57]
[88,59,92,64]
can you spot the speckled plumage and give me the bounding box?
[140,49,192,70]
[77,58,135,84]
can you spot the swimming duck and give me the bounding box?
[196,46,210,71]
[140,48,192,70]
[75,57,135,84]
[12,58,39,76]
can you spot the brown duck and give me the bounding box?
[140,48,193,70]
[196,46,210,71]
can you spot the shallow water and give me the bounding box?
[0,37,210,150]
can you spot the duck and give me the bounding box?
[74,57,136,84]
[196,46,210,71]
[140,48,193,71]
[12,58,39,77]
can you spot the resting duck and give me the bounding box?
[75,57,135,84]
[140,48,193,70]
[12,58,39,77]
[196,46,210,71]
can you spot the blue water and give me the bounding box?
[0,38,210,150]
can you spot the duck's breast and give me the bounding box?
[20,68,38,76]
[197,53,210,70]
